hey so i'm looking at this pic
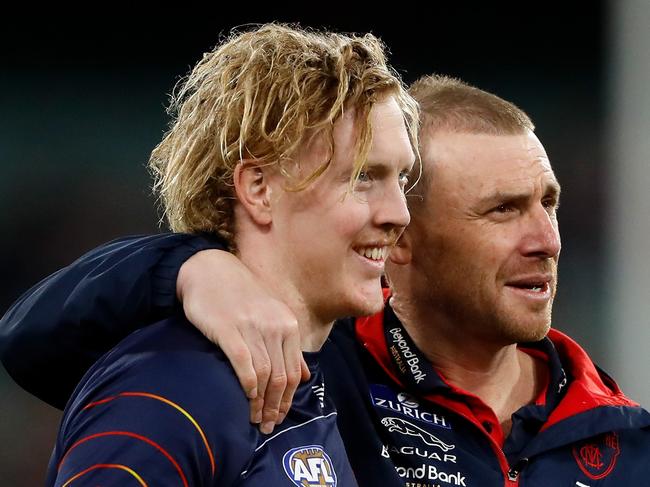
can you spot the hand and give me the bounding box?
[177,250,310,434]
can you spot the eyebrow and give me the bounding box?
[357,159,415,179]
[480,180,562,206]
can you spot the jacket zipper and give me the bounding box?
[506,457,529,486]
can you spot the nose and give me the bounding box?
[521,204,561,259]
[376,181,411,230]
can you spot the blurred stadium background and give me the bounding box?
[2,3,648,484]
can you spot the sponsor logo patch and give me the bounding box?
[572,432,620,480]
[388,327,428,384]
[283,445,337,486]
[397,391,420,408]
[381,444,457,463]
[370,384,451,429]
[382,417,455,452]
[395,463,468,486]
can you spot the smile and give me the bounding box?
[355,246,390,262]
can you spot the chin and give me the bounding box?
[347,288,386,317]
[506,319,551,343]
[362,297,386,316]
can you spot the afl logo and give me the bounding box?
[572,432,620,480]
[282,445,337,487]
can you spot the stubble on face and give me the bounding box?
[403,130,560,346]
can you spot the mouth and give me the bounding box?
[505,275,553,299]
[354,245,390,262]
[509,282,549,293]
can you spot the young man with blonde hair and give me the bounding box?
[11,23,419,485]
[3,75,650,485]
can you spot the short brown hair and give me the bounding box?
[149,23,418,246]
[407,75,534,208]
[409,74,534,136]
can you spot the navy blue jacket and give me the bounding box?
[48,315,354,486]
[2,233,650,486]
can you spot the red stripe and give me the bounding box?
[82,391,216,475]
[58,431,188,487]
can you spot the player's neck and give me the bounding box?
[238,247,333,352]
[389,293,516,371]
[390,295,546,428]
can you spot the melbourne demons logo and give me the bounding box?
[283,445,337,487]
[572,432,620,480]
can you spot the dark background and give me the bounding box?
[1,5,608,483]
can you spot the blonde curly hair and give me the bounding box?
[149,23,419,248]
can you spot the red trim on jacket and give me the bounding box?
[541,328,637,431]
[355,302,512,474]
[355,290,639,482]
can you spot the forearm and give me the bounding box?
[0,232,226,408]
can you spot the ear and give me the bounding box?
[389,229,413,265]
[233,161,274,226]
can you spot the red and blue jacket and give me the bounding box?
[2,233,650,486]
[323,304,650,486]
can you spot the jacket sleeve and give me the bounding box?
[0,232,227,409]
[50,319,253,486]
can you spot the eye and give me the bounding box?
[487,203,518,221]
[353,169,374,189]
[542,197,560,212]
[493,203,514,213]
[398,170,410,188]
[357,170,371,182]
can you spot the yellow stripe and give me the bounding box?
[84,391,216,475]
[61,463,147,486]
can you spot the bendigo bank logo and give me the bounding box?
[572,432,620,480]
[283,445,337,487]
